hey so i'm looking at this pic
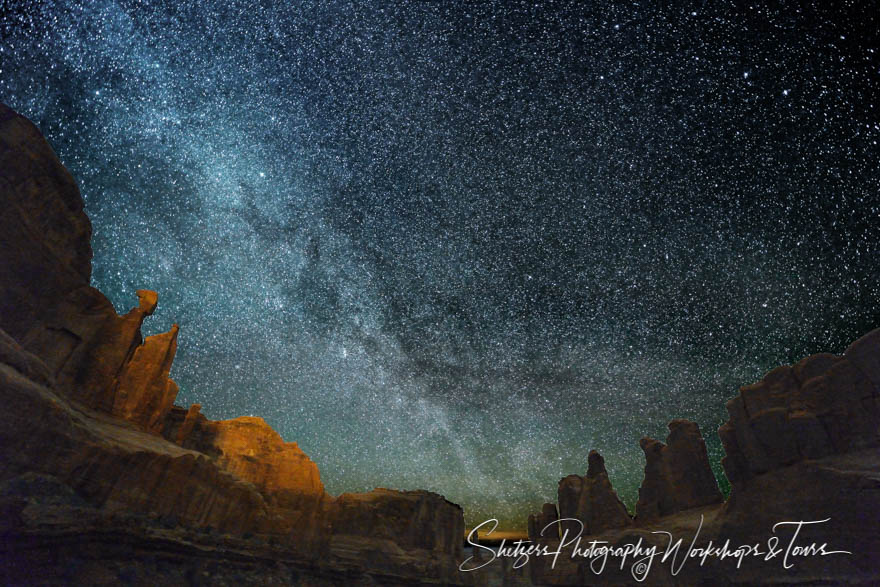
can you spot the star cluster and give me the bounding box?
[2,0,878,529]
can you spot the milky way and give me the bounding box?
[2,1,879,529]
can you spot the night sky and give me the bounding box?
[2,1,879,530]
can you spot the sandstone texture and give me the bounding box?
[0,103,92,343]
[0,102,471,585]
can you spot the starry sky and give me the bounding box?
[2,1,879,530]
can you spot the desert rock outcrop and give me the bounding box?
[0,102,471,585]
[635,419,722,522]
[556,450,632,538]
[718,332,880,485]
[527,502,559,541]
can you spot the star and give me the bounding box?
[1,0,877,531]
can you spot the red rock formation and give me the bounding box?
[21,286,181,435]
[635,419,722,522]
[0,331,273,536]
[0,102,472,584]
[0,103,92,343]
[208,416,324,497]
[162,408,326,511]
[175,403,202,445]
[112,322,180,434]
[0,105,179,432]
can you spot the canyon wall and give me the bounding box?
[525,337,879,585]
[0,102,469,585]
[2,100,878,585]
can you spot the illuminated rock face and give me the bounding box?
[0,102,471,585]
[208,416,325,497]
[0,104,181,431]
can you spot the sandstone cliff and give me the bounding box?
[0,102,470,585]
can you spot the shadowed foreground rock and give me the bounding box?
[0,103,471,585]
[527,503,559,542]
[635,419,723,522]
[719,329,880,484]
[556,450,632,539]
[526,334,880,585]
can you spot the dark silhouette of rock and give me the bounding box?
[557,450,632,538]
[527,502,559,541]
[0,328,51,386]
[719,337,880,485]
[528,330,880,585]
[845,328,880,389]
[328,488,464,556]
[635,419,723,522]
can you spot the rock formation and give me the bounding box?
[0,103,92,343]
[0,102,471,585]
[634,419,722,522]
[713,330,880,583]
[556,450,632,538]
[719,330,880,485]
[527,502,559,541]
[328,489,464,553]
[19,281,180,427]
[4,100,879,584]
[527,335,880,585]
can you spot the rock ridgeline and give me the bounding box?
[526,333,880,584]
[556,450,633,538]
[0,103,468,585]
[719,331,879,484]
[528,420,721,541]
